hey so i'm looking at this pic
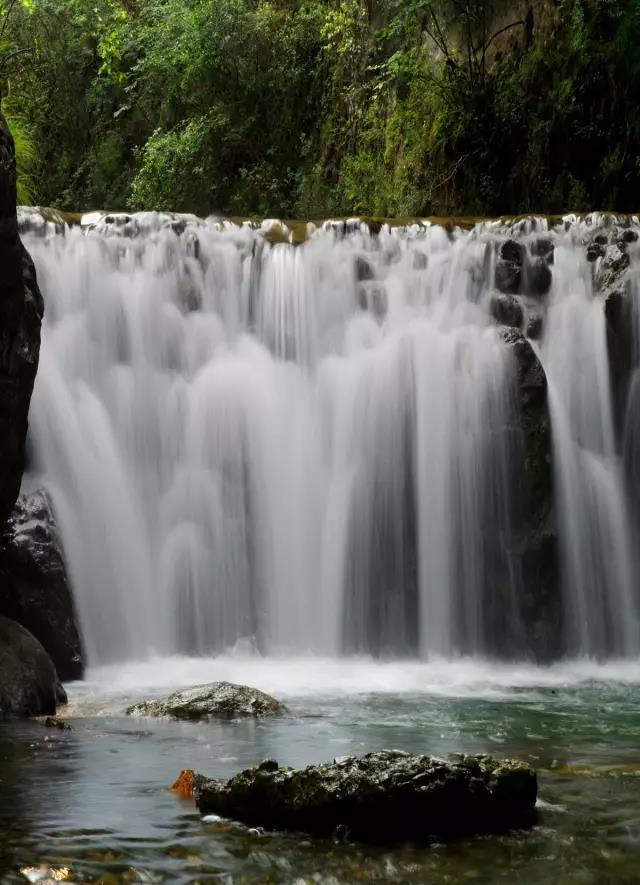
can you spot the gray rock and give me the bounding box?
[0,488,83,681]
[355,255,375,281]
[526,312,544,340]
[490,293,523,328]
[586,241,605,262]
[0,615,66,719]
[531,238,554,263]
[196,750,537,842]
[126,681,288,720]
[495,240,524,295]
[0,113,43,527]
[524,257,552,296]
[500,327,559,659]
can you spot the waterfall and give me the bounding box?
[20,212,640,664]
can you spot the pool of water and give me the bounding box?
[2,656,640,883]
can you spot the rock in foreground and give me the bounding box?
[0,615,67,719]
[126,681,288,720]
[196,750,537,842]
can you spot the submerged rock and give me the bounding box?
[0,615,66,719]
[0,113,43,527]
[126,681,288,720]
[196,750,537,842]
[0,489,83,681]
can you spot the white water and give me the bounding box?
[540,230,640,656]
[64,655,640,716]
[20,212,640,666]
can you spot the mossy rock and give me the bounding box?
[196,750,537,842]
[126,681,288,721]
[0,615,66,719]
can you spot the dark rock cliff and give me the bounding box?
[0,111,43,526]
[0,489,84,681]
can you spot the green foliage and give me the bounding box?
[3,107,36,203]
[2,0,640,216]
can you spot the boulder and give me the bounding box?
[523,257,552,296]
[531,238,554,263]
[495,240,524,294]
[126,681,288,720]
[195,750,537,842]
[0,112,43,526]
[490,293,523,328]
[526,312,544,340]
[0,488,83,681]
[355,255,375,281]
[0,615,66,719]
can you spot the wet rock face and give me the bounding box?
[0,112,43,526]
[495,240,523,294]
[500,328,560,659]
[0,489,83,681]
[196,750,537,842]
[490,293,523,328]
[126,681,288,720]
[0,615,66,719]
[586,220,640,433]
[495,237,553,298]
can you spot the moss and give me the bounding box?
[126,681,288,720]
[196,750,537,842]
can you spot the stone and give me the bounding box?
[0,615,66,719]
[196,750,537,842]
[44,716,72,730]
[126,681,288,720]
[586,242,605,262]
[0,489,83,681]
[531,238,554,263]
[495,240,525,294]
[526,312,543,340]
[500,327,558,660]
[355,255,375,281]
[0,113,43,527]
[524,257,552,296]
[357,282,387,319]
[490,293,523,328]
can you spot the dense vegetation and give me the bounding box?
[1,0,640,217]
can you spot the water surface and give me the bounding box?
[2,658,640,883]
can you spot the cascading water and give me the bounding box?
[539,231,640,656]
[19,211,640,665]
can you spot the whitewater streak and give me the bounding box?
[20,212,640,665]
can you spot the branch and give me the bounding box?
[483,20,525,55]
[0,0,18,43]
[0,46,33,70]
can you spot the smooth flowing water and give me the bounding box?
[19,212,640,663]
[2,659,640,883]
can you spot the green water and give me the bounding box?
[1,659,640,883]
